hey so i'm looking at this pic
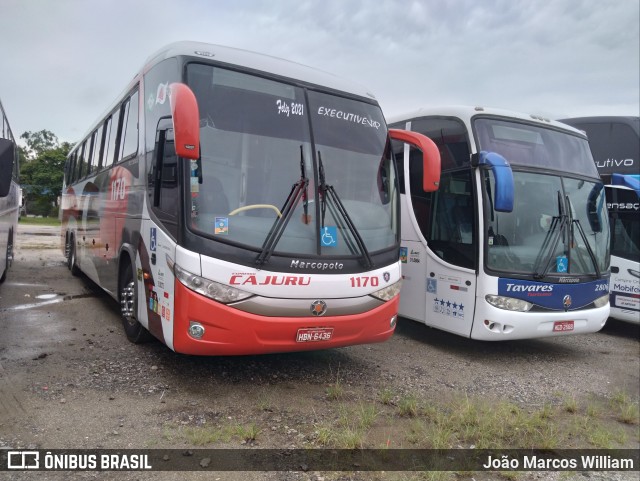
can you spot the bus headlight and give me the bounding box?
[370,280,402,302]
[485,294,533,312]
[593,294,609,308]
[173,263,253,304]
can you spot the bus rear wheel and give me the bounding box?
[119,264,151,344]
[66,235,80,276]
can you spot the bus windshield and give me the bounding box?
[186,64,396,257]
[475,117,599,177]
[484,171,610,277]
[608,186,640,263]
[475,118,610,277]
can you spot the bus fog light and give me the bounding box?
[485,294,533,312]
[188,321,205,339]
[390,315,397,328]
[593,294,609,308]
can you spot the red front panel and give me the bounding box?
[172,281,397,356]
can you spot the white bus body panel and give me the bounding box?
[609,255,640,324]
[399,195,477,337]
[137,217,178,351]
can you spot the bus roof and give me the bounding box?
[387,105,587,137]
[143,41,377,101]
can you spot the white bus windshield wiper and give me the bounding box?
[255,146,309,266]
[533,191,568,280]
[318,151,374,269]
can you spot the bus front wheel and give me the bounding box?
[119,263,151,344]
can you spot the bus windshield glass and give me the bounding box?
[608,186,640,263]
[186,63,397,256]
[483,170,610,277]
[474,118,599,178]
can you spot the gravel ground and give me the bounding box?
[0,224,638,481]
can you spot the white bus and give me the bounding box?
[61,42,440,355]
[389,106,610,340]
[0,98,20,283]
[560,116,639,324]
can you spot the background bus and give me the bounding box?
[61,41,440,355]
[559,116,639,324]
[389,106,610,340]
[0,98,20,283]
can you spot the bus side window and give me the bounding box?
[118,90,139,161]
[91,125,103,172]
[85,133,95,178]
[67,152,77,185]
[104,113,118,168]
[150,125,179,238]
[75,142,86,181]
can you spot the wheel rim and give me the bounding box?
[120,280,137,326]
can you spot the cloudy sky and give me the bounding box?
[1,0,638,143]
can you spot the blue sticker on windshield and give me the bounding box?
[556,255,568,273]
[321,226,337,247]
[400,247,408,263]
[215,217,228,235]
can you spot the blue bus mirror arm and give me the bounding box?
[478,151,514,213]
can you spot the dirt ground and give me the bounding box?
[0,224,638,481]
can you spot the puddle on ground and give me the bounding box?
[0,292,99,312]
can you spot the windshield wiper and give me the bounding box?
[318,151,373,269]
[566,195,601,278]
[255,146,309,266]
[533,191,568,280]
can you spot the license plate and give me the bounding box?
[553,320,574,332]
[296,327,334,343]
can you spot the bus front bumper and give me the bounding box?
[470,302,610,341]
[171,282,398,355]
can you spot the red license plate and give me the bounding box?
[553,320,574,332]
[296,327,334,343]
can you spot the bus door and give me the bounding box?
[139,125,182,347]
[406,167,478,336]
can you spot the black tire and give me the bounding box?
[119,263,151,344]
[0,230,13,284]
[67,235,80,276]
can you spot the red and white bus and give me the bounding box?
[0,98,20,283]
[61,42,440,355]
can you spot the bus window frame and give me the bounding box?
[116,88,140,164]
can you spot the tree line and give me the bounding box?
[18,129,72,217]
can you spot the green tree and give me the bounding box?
[20,131,72,217]
[20,130,60,160]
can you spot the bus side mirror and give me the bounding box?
[389,129,441,192]
[477,151,514,212]
[0,138,15,197]
[169,83,200,160]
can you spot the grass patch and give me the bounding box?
[19,216,61,226]
[183,425,229,445]
[234,423,261,443]
[326,371,345,401]
[379,388,394,406]
[397,394,419,417]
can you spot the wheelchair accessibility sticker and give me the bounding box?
[321,226,337,247]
